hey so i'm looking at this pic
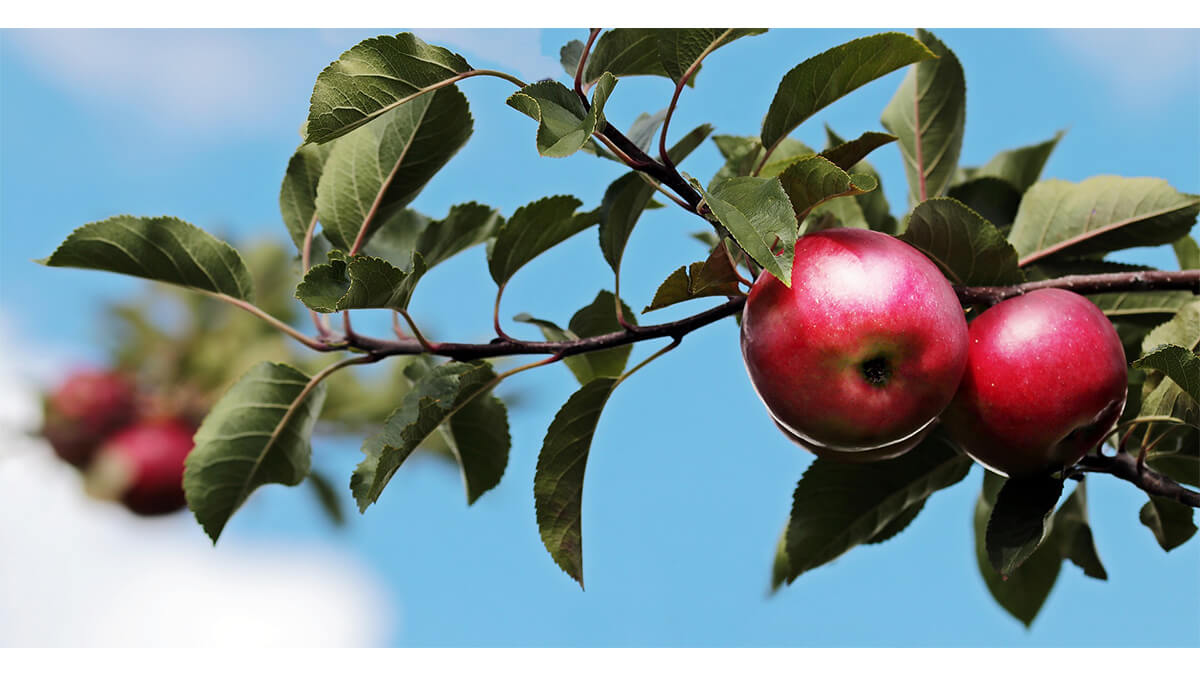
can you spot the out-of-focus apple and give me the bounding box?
[85,418,196,516]
[42,369,138,468]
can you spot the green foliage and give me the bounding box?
[280,143,336,251]
[296,253,425,313]
[184,362,328,542]
[305,33,472,144]
[882,29,966,206]
[564,29,692,88]
[645,240,743,312]
[984,474,1064,577]
[515,291,636,385]
[40,215,254,302]
[776,433,972,584]
[598,124,713,274]
[351,361,503,512]
[695,175,798,286]
[488,195,598,286]
[775,155,877,232]
[762,33,934,153]
[315,86,473,251]
[507,74,616,158]
[899,198,1025,286]
[958,130,1065,194]
[657,29,765,84]
[819,132,898,172]
[535,378,620,587]
[1139,496,1198,551]
[1009,177,1200,266]
[1134,345,1200,405]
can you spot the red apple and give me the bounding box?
[741,228,969,457]
[42,369,137,467]
[941,288,1127,477]
[85,418,196,516]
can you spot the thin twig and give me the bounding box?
[1075,452,1200,508]
[956,270,1200,305]
[574,29,602,105]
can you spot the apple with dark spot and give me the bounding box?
[741,228,969,459]
[941,288,1127,477]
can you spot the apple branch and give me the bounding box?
[1073,452,1200,508]
[956,270,1200,305]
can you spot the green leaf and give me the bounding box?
[770,524,791,593]
[806,193,870,232]
[1008,177,1200,266]
[965,130,1065,193]
[657,29,765,85]
[279,142,336,252]
[1142,301,1200,354]
[1139,496,1197,551]
[40,215,254,302]
[296,254,426,313]
[416,202,503,269]
[184,362,328,542]
[515,291,637,385]
[710,135,815,186]
[973,472,1064,627]
[1134,345,1200,405]
[351,361,498,512]
[947,177,1023,230]
[985,474,1064,577]
[1174,235,1200,270]
[779,433,971,583]
[762,32,934,153]
[579,29,687,87]
[444,390,511,505]
[898,198,1025,286]
[507,74,616,158]
[644,239,743,312]
[598,123,713,273]
[775,155,878,230]
[307,469,346,527]
[881,29,967,206]
[305,33,473,144]
[819,131,898,172]
[488,195,598,286]
[535,377,620,587]
[1088,291,1196,321]
[864,498,927,545]
[359,208,430,267]
[696,175,798,286]
[559,39,583,79]
[315,86,473,252]
[1053,482,1107,580]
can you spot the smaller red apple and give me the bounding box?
[942,288,1127,477]
[42,369,137,468]
[85,418,196,516]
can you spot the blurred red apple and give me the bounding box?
[941,288,1127,477]
[42,369,137,468]
[85,418,196,516]
[741,228,969,459]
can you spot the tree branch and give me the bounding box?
[1074,452,1200,508]
[956,270,1200,305]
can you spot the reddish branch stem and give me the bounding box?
[956,270,1200,305]
[1074,453,1200,508]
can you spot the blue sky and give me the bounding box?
[1,28,1198,647]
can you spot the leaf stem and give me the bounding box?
[205,292,340,352]
[659,29,733,182]
[301,212,333,339]
[575,29,602,104]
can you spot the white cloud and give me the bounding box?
[0,338,396,647]
[6,30,302,138]
[1050,29,1199,108]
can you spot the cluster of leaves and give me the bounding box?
[37,28,1198,625]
